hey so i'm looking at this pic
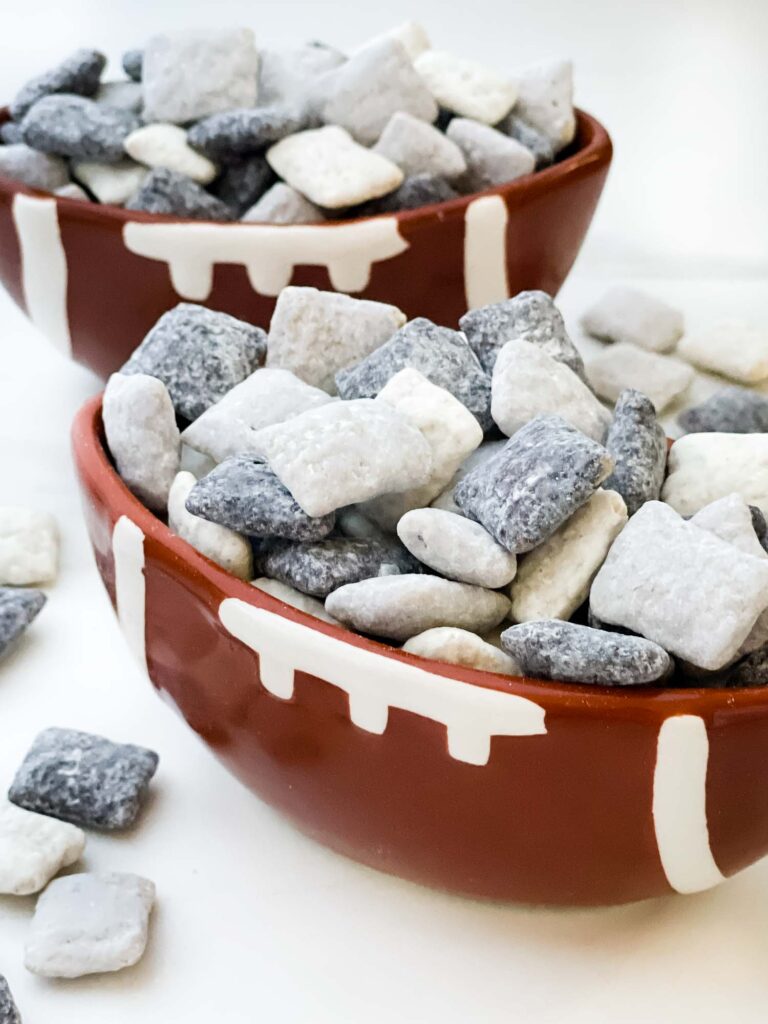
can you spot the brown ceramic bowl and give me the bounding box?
[73,394,768,907]
[1,108,611,378]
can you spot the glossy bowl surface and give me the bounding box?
[73,395,768,906]
[1,109,611,378]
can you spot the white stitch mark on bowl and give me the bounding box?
[463,194,509,310]
[112,516,147,674]
[122,218,410,301]
[219,598,546,766]
[12,193,71,355]
[652,714,725,894]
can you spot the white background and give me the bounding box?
[1,3,768,1022]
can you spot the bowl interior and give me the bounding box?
[73,395,768,721]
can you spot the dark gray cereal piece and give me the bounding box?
[0,587,46,659]
[122,49,143,82]
[749,506,768,552]
[500,619,673,686]
[122,303,266,421]
[20,94,139,162]
[258,537,420,598]
[0,122,23,145]
[454,414,613,553]
[10,48,106,121]
[0,974,20,1024]
[125,167,235,221]
[495,113,555,168]
[210,155,274,215]
[8,727,159,830]
[729,644,768,686]
[366,173,458,213]
[459,290,587,381]
[186,457,335,540]
[603,389,667,515]
[188,106,305,161]
[335,317,492,431]
[677,386,768,434]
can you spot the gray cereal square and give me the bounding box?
[121,303,266,421]
[9,727,159,831]
[335,317,492,430]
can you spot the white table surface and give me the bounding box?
[1,269,768,1023]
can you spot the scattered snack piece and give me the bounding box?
[397,507,517,588]
[0,508,58,586]
[241,182,324,224]
[209,154,274,215]
[0,800,85,896]
[586,342,694,411]
[0,974,20,1024]
[691,493,768,561]
[95,80,143,114]
[168,471,253,580]
[455,415,613,553]
[364,173,458,213]
[124,123,218,184]
[500,619,672,686]
[73,159,147,205]
[181,366,333,463]
[403,627,520,674]
[603,389,667,515]
[590,501,768,671]
[187,106,305,161]
[186,457,336,540]
[122,49,143,82]
[141,28,258,124]
[251,398,433,517]
[661,433,768,517]
[676,322,768,384]
[360,21,431,62]
[430,440,506,514]
[509,489,627,623]
[414,50,517,125]
[258,537,418,599]
[9,727,159,831]
[0,588,46,660]
[10,48,106,121]
[103,373,180,512]
[121,303,266,421]
[460,289,587,380]
[125,166,235,220]
[446,118,535,191]
[257,42,345,111]
[335,317,492,429]
[20,95,139,162]
[25,872,155,978]
[267,125,404,209]
[581,287,684,353]
[266,287,405,393]
[678,386,768,434]
[0,144,70,191]
[325,574,510,641]
[513,60,576,152]
[495,112,555,168]
[491,339,610,441]
[320,39,437,146]
[372,111,466,181]
[252,577,340,624]
[366,368,483,527]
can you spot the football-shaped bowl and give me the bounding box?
[1,109,611,379]
[72,395,768,906]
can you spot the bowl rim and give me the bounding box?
[72,394,768,717]
[0,107,611,228]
